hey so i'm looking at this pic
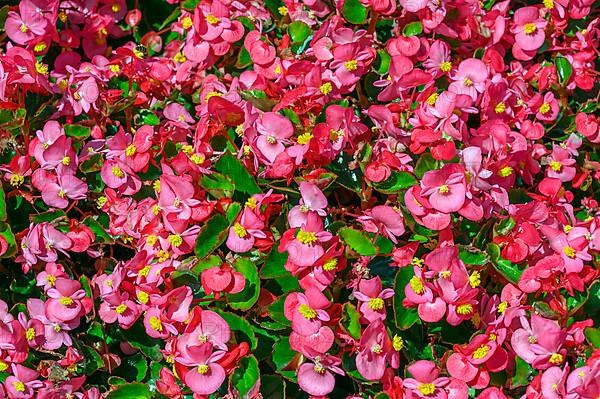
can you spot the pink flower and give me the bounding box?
[355,319,392,381]
[4,364,43,399]
[180,307,231,351]
[511,7,547,52]
[45,279,87,323]
[36,172,88,209]
[174,343,226,395]
[226,207,266,253]
[5,1,47,45]
[297,351,345,396]
[284,288,330,336]
[281,211,332,269]
[353,276,394,322]
[449,59,488,100]
[288,182,328,228]
[358,205,405,244]
[511,314,567,370]
[255,112,294,164]
[201,263,245,298]
[420,164,467,214]
[403,360,449,399]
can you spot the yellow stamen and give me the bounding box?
[438,184,450,194]
[498,166,513,177]
[115,304,128,314]
[296,230,318,245]
[549,353,564,365]
[344,60,358,71]
[125,144,137,156]
[60,297,74,306]
[26,328,35,341]
[323,258,338,272]
[205,14,219,25]
[111,166,124,178]
[297,133,313,145]
[278,6,288,15]
[319,82,333,95]
[410,276,425,294]
[457,304,473,315]
[13,381,26,392]
[523,23,537,34]
[168,234,183,247]
[427,92,439,105]
[472,344,490,359]
[393,335,404,351]
[549,160,562,172]
[182,16,193,29]
[440,61,452,72]
[563,246,576,258]
[469,271,481,288]
[298,304,317,320]
[498,301,508,313]
[539,102,551,114]
[369,297,385,310]
[149,316,163,332]
[417,383,436,396]
[197,364,209,374]
[495,102,506,114]
[233,223,248,238]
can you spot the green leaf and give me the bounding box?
[200,172,235,198]
[510,356,534,388]
[374,50,391,75]
[228,258,260,311]
[214,310,258,350]
[261,250,289,279]
[226,202,242,223]
[458,246,489,265]
[374,171,417,194]
[114,353,148,382]
[403,21,423,37]
[214,152,261,196]
[414,153,439,179]
[0,185,6,221]
[556,56,573,86]
[106,383,151,399]
[261,375,286,399]
[288,21,312,43]
[231,355,260,397]
[267,296,292,326]
[83,216,115,244]
[487,243,523,284]
[585,327,600,349]
[64,124,91,139]
[0,222,16,258]
[191,255,223,275]
[272,338,296,370]
[340,303,361,339]
[236,47,253,69]
[194,214,230,259]
[339,227,377,256]
[393,267,420,330]
[120,323,163,361]
[342,0,367,24]
[81,345,104,375]
[30,210,67,223]
[0,6,9,32]
[139,110,160,126]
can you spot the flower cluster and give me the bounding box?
[0,0,599,398]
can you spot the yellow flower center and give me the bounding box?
[563,246,576,258]
[20,24,28,33]
[528,335,538,343]
[62,156,71,166]
[472,344,490,359]
[278,6,288,15]
[320,82,333,95]
[0,361,7,372]
[125,144,137,156]
[173,52,187,63]
[393,335,404,351]
[245,197,258,209]
[149,316,163,332]
[297,133,313,145]
[371,344,383,354]
[26,328,35,341]
[469,271,481,288]
[543,0,554,8]
[111,166,124,178]
[190,154,205,164]
[205,91,222,102]
[137,291,149,304]
[549,160,562,172]
[10,174,24,186]
[323,258,338,272]
[34,42,47,52]
[427,92,439,105]
[35,62,48,75]
[549,353,564,365]
[182,16,193,29]
[524,23,538,34]
[495,102,506,114]
[153,180,161,192]
[146,235,158,247]
[13,381,26,392]
[498,301,508,313]
[58,190,66,198]
[206,14,219,25]
[438,184,450,194]
[410,276,425,295]
[440,61,452,72]
[233,223,248,238]
[417,383,436,396]
[313,363,325,373]
[539,102,551,114]
[60,297,74,306]
[111,4,120,12]
[168,234,183,247]
[344,59,358,71]
[463,77,473,86]
[197,364,210,374]
[498,166,513,177]
[369,297,385,310]
[298,304,317,320]
[157,250,170,262]
[115,304,128,314]
[440,270,451,279]
[457,304,473,315]
[73,92,81,101]
[297,230,318,245]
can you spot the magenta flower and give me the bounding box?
[5,2,47,45]
[358,205,405,244]
[449,59,488,100]
[284,289,330,336]
[355,319,392,381]
[226,207,266,253]
[4,364,43,399]
[511,314,567,370]
[175,343,226,395]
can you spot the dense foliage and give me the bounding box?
[0,0,599,397]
